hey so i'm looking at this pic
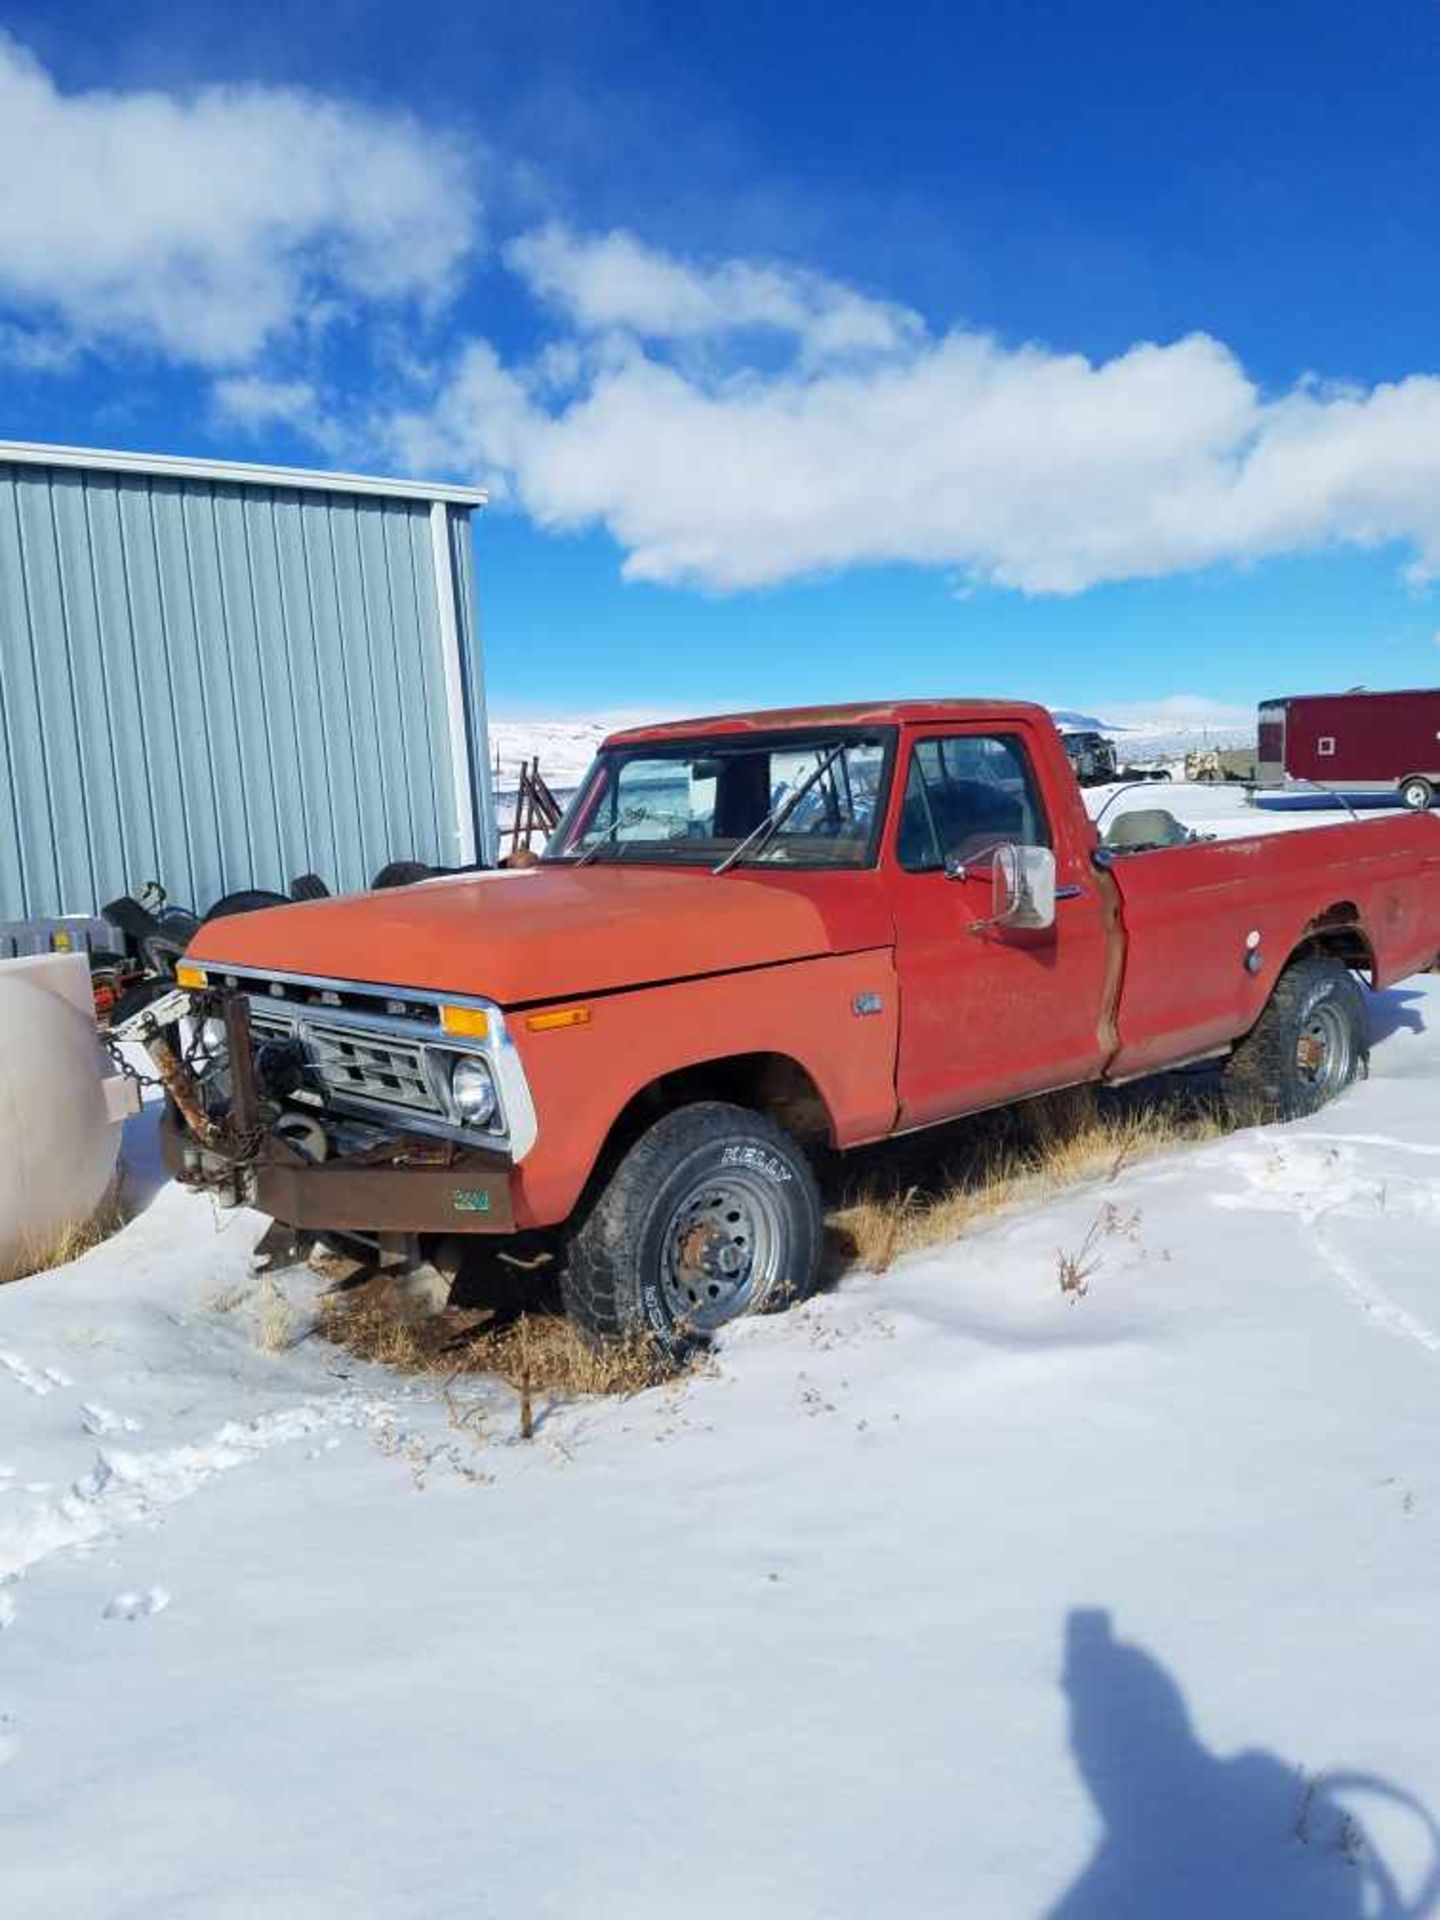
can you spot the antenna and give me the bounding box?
[1091,779,1172,830]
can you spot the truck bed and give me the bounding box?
[1105,811,1440,1078]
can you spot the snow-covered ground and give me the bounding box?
[6,979,1440,1914]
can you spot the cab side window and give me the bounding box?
[897,734,1051,873]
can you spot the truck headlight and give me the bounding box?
[450,1056,499,1129]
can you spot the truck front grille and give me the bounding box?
[304,1023,440,1115]
[248,1005,298,1049]
[243,1002,444,1119]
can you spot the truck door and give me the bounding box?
[884,727,1115,1128]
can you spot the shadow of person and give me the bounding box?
[1047,1609,1440,1920]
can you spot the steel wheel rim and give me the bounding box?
[660,1168,786,1333]
[1405,781,1430,810]
[1296,1001,1352,1095]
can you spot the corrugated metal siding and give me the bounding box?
[0,462,480,918]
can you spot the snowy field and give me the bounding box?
[6,976,1440,1913]
[488,714,634,792]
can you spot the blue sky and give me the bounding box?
[3,1,1440,721]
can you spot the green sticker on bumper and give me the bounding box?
[452,1189,492,1214]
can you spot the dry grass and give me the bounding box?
[466,1311,675,1405]
[1056,1201,1142,1300]
[206,1282,251,1315]
[2,1181,130,1287]
[254,1276,299,1353]
[318,1285,434,1372]
[827,1083,1227,1275]
[203,1273,301,1350]
[316,1275,679,1429]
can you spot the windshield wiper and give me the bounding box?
[573,805,651,866]
[712,743,847,875]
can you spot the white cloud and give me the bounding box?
[389,240,1440,596]
[385,339,536,502]
[211,376,319,434]
[0,322,82,373]
[0,35,477,366]
[506,223,922,364]
[11,25,1428,613]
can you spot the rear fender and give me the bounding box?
[1289,901,1377,983]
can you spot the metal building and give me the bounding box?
[0,440,493,921]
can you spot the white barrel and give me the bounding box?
[0,955,128,1280]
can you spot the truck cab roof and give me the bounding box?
[607,698,1051,746]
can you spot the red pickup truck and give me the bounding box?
[158,700,1440,1350]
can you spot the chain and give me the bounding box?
[102,983,219,1089]
[104,992,268,1163]
[103,1028,162,1090]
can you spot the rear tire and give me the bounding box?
[562,1101,824,1354]
[1221,956,1368,1123]
[205,889,293,920]
[1401,776,1434,812]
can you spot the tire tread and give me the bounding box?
[562,1101,822,1346]
[1221,955,1368,1122]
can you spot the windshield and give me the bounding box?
[545,733,891,869]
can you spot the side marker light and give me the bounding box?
[526,1006,592,1033]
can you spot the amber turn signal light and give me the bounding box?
[526,1006,591,1033]
[440,1005,491,1039]
[175,963,207,990]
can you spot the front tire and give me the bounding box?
[1221,956,1368,1123]
[1401,776,1434,812]
[562,1101,824,1352]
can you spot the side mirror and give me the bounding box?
[988,843,1057,931]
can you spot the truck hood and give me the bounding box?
[187,865,877,1006]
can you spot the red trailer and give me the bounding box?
[1257,688,1440,810]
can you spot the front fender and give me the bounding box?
[507,949,900,1229]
